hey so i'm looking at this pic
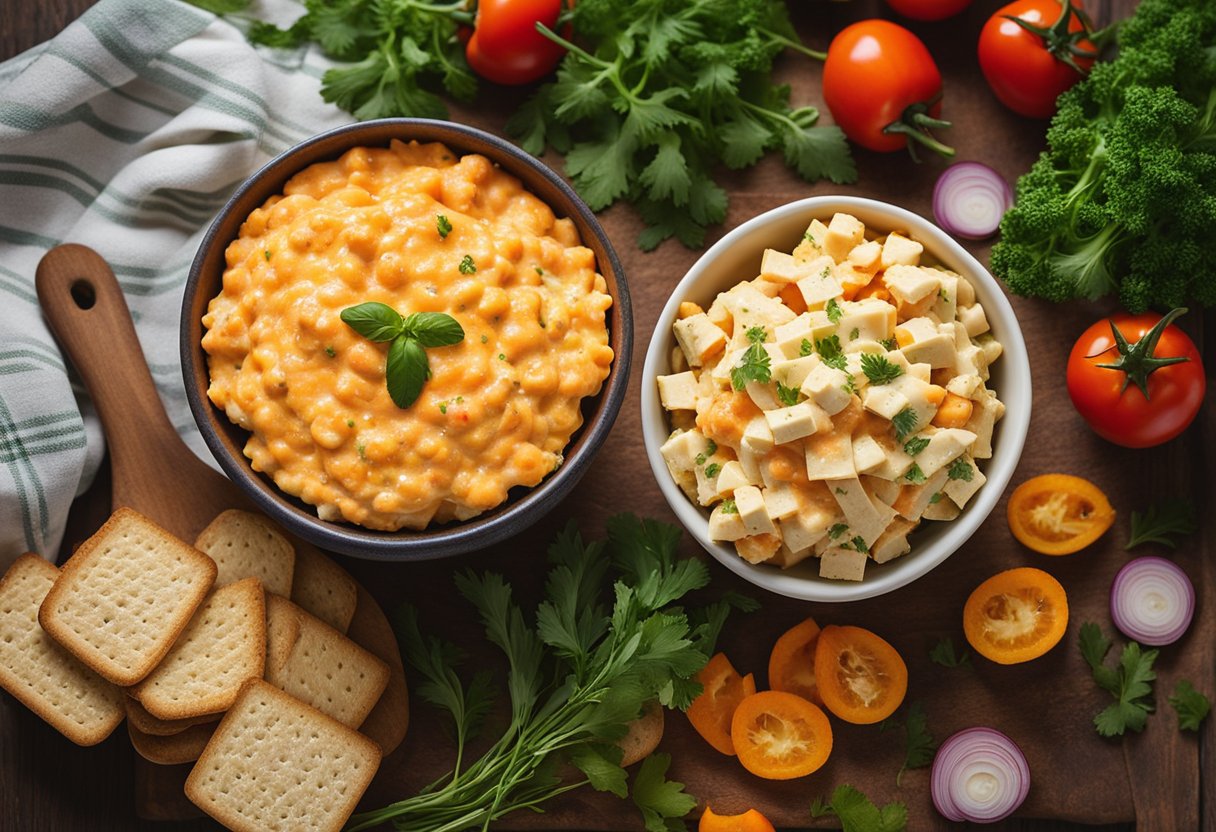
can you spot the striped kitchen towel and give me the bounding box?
[0,0,350,568]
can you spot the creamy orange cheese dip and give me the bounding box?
[202,140,614,531]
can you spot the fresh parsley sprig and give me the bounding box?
[1126,499,1197,549]
[731,326,772,390]
[1080,622,1158,737]
[1169,680,1211,731]
[340,302,464,408]
[891,408,918,441]
[509,0,855,249]
[352,517,745,832]
[928,636,971,669]
[811,784,908,832]
[880,702,936,786]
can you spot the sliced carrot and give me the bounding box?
[678,301,705,319]
[779,283,807,315]
[932,392,974,428]
[963,567,1069,664]
[686,652,756,755]
[730,690,833,780]
[813,625,907,725]
[767,618,823,705]
[699,807,777,832]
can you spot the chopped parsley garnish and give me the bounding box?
[458,254,477,274]
[841,373,857,395]
[535,266,544,275]
[730,326,772,390]
[904,463,926,484]
[263,249,271,261]
[356,441,367,460]
[880,336,898,350]
[828,523,849,540]
[498,353,507,361]
[799,338,814,357]
[695,440,718,466]
[324,345,336,357]
[850,536,868,553]
[481,334,489,343]
[849,327,860,340]
[819,265,832,279]
[835,487,847,495]
[439,402,448,414]
[939,289,950,303]
[705,463,721,479]
[891,408,918,440]
[815,334,847,370]
[826,297,843,324]
[928,492,944,504]
[903,436,930,456]
[947,458,974,482]
[436,214,452,238]
[346,419,355,428]
[776,381,800,406]
[721,499,738,514]
[860,352,904,385]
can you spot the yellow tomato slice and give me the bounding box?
[730,690,833,780]
[1007,474,1115,555]
[813,625,907,725]
[963,567,1069,664]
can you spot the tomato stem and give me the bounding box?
[882,102,955,161]
[1095,307,1190,399]
[1002,0,1099,76]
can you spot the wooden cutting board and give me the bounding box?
[34,243,408,822]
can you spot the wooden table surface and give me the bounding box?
[2,1,1210,830]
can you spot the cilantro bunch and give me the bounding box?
[507,0,856,249]
[349,516,753,832]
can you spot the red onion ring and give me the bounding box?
[931,727,1030,823]
[932,162,1013,240]
[1110,556,1195,646]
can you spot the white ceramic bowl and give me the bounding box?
[641,196,1031,602]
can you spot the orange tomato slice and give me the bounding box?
[1006,474,1116,555]
[730,690,833,780]
[686,652,756,755]
[699,806,777,832]
[767,617,823,705]
[813,625,907,725]
[963,567,1069,664]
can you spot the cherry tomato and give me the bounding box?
[812,625,907,725]
[1066,309,1205,448]
[465,0,566,86]
[1007,474,1116,555]
[699,807,777,832]
[730,691,833,780]
[978,0,1096,119]
[963,567,1069,664]
[823,20,953,156]
[884,0,972,22]
[767,617,823,706]
[686,652,756,756]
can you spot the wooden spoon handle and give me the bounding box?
[35,244,180,465]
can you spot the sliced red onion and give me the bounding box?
[932,162,1013,240]
[1110,556,1195,646]
[931,727,1030,823]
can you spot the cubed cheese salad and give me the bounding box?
[657,213,1005,582]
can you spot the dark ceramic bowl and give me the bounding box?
[181,119,631,561]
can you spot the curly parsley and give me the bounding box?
[731,326,772,390]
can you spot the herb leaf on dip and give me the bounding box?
[341,302,465,408]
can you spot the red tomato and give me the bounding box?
[822,20,952,156]
[465,0,566,86]
[884,0,972,22]
[1066,309,1205,448]
[978,0,1096,119]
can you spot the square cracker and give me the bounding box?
[194,509,295,598]
[265,598,389,729]
[0,554,125,746]
[38,507,216,687]
[130,577,266,720]
[129,718,217,765]
[185,679,381,832]
[125,696,218,737]
[290,546,357,634]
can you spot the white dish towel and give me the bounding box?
[0,0,350,566]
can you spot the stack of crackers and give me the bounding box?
[0,506,408,832]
